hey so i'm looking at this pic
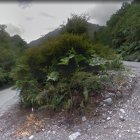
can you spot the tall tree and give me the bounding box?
[61,14,89,35]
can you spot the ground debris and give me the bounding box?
[69,132,81,140]
[14,113,44,138]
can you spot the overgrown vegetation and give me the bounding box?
[13,14,123,112]
[0,25,27,87]
[94,2,140,61]
[61,14,89,35]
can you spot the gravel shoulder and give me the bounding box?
[0,61,140,140]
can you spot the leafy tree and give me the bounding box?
[0,24,27,87]
[61,14,89,35]
[94,2,140,61]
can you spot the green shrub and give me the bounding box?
[14,33,122,111]
[70,71,102,93]
[61,14,89,35]
[0,25,27,87]
[0,69,11,87]
[18,34,92,81]
[90,44,117,60]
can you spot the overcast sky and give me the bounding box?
[0,2,125,43]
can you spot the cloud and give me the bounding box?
[44,27,56,30]
[25,17,33,21]
[6,24,24,36]
[18,0,32,9]
[40,12,55,18]
[88,3,122,25]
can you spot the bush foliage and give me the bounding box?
[61,14,89,35]
[0,25,27,87]
[13,30,122,110]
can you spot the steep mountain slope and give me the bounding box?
[94,2,140,61]
[29,23,101,47]
[29,28,61,47]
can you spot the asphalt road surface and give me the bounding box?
[0,87,19,115]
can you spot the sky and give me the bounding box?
[0,1,126,43]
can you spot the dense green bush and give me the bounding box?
[0,69,12,87]
[91,44,117,60]
[61,14,89,35]
[0,25,27,87]
[13,32,122,110]
[16,34,93,81]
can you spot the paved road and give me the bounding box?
[123,61,140,75]
[0,87,19,115]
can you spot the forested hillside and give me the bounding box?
[0,25,27,87]
[94,2,140,61]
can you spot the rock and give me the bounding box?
[102,120,106,123]
[116,91,123,98]
[0,113,3,117]
[119,116,125,121]
[105,93,115,98]
[103,98,113,106]
[99,102,104,106]
[123,92,130,96]
[52,131,56,134]
[119,134,122,138]
[29,135,34,139]
[69,132,81,140]
[126,130,130,133]
[8,113,11,117]
[102,113,108,119]
[108,111,112,115]
[106,117,111,121]
[82,116,87,122]
[104,126,108,129]
[88,124,91,128]
[138,110,140,115]
[77,129,81,132]
[131,129,136,132]
[31,107,34,112]
[120,109,125,114]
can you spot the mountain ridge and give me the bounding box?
[29,22,101,47]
